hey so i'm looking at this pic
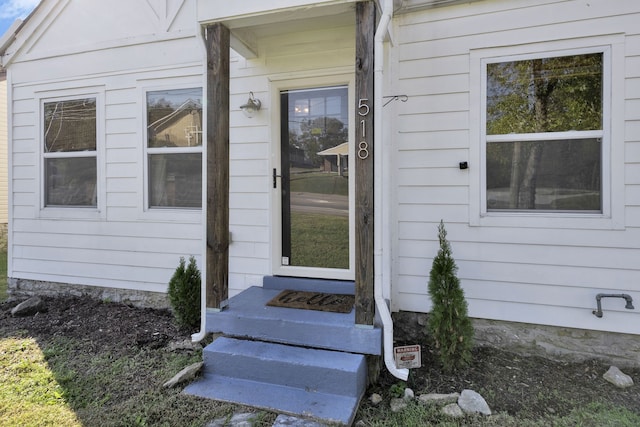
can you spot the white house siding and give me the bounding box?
[391,0,640,335]
[0,74,7,225]
[5,0,357,299]
[7,0,205,295]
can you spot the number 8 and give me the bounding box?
[358,141,369,159]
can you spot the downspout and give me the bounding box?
[374,0,409,381]
[192,22,208,343]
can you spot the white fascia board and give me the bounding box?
[198,0,356,28]
[0,20,23,66]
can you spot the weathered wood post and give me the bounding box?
[355,1,376,326]
[205,23,230,310]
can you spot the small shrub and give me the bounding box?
[426,220,473,372]
[168,256,201,331]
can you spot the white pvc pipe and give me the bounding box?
[374,0,409,381]
[192,22,208,343]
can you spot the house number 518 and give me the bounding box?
[358,98,370,160]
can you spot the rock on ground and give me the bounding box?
[369,393,383,405]
[418,392,460,406]
[603,366,634,388]
[11,296,47,317]
[458,389,491,416]
[272,414,329,426]
[162,362,203,388]
[442,403,464,418]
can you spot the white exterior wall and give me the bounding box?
[0,74,7,224]
[5,0,356,297]
[7,0,205,294]
[391,0,640,335]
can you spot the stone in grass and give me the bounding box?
[162,362,203,388]
[369,393,383,405]
[603,366,634,388]
[404,387,415,400]
[418,392,460,406]
[11,296,47,317]
[458,389,491,416]
[442,403,464,418]
[272,414,329,426]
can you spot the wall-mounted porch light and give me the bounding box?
[240,92,261,118]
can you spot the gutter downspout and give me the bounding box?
[374,0,409,381]
[192,22,208,343]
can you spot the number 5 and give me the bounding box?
[358,98,369,116]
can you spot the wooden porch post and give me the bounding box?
[355,1,376,326]
[205,23,230,309]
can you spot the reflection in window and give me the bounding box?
[146,88,202,209]
[485,53,603,211]
[43,98,97,207]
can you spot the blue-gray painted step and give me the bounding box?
[206,286,381,355]
[184,337,367,425]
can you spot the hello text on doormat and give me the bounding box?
[266,290,355,313]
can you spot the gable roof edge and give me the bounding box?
[0,0,60,68]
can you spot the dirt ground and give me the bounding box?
[2,295,640,422]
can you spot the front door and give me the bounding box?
[274,84,353,280]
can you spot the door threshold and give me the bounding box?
[263,276,355,295]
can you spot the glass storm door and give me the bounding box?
[278,86,351,272]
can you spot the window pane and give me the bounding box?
[45,157,97,206]
[149,153,202,208]
[486,138,601,211]
[487,53,602,134]
[44,98,96,152]
[147,88,202,148]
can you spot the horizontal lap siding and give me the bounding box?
[392,0,640,334]
[9,35,204,294]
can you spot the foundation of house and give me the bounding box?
[393,311,640,369]
[7,278,170,309]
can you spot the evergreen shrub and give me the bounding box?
[427,220,474,372]
[168,256,201,331]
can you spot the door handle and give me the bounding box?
[273,168,281,189]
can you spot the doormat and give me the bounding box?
[266,290,355,313]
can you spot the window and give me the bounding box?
[43,97,97,207]
[146,88,202,209]
[484,53,603,212]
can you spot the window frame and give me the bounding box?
[469,37,624,230]
[142,85,204,212]
[37,88,105,219]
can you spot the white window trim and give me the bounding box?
[469,35,625,230]
[36,87,105,220]
[141,84,204,222]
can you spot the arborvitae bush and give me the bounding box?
[168,256,201,331]
[427,220,474,372]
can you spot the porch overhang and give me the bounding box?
[197,0,359,59]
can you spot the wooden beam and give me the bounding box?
[355,1,376,326]
[205,23,230,309]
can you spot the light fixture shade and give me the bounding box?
[240,92,261,118]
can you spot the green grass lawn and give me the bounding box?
[290,212,349,269]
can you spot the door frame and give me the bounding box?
[270,73,356,281]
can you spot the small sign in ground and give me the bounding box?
[394,345,421,369]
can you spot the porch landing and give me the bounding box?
[184,277,382,425]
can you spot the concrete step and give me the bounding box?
[184,337,367,425]
[206,286,382,355]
